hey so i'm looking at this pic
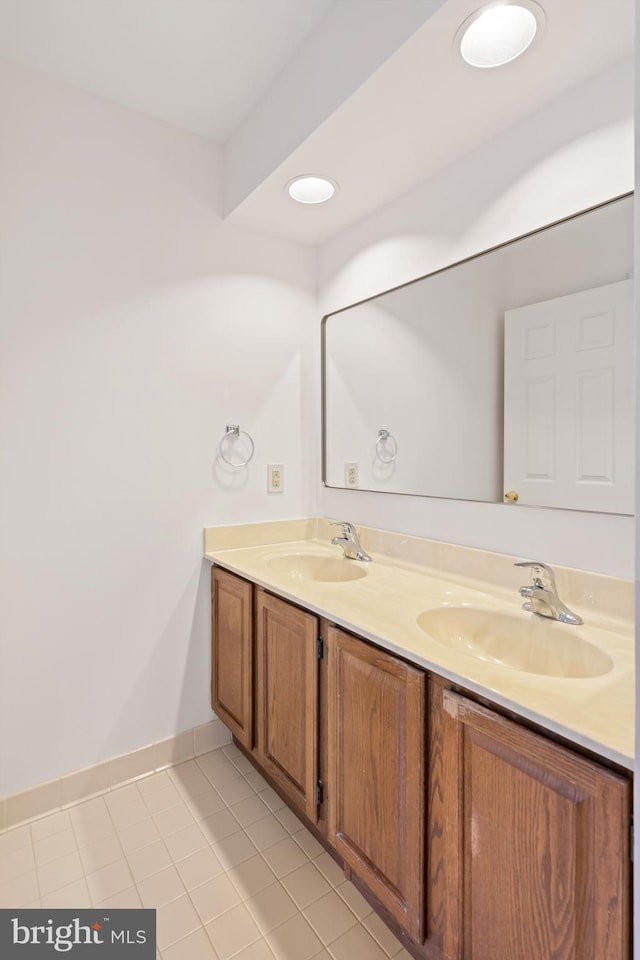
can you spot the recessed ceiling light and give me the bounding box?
[457,2,544,69]
[287,176,336,204]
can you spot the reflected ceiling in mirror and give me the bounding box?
[322,193,634,512]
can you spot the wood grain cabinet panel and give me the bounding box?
[434,685,631,960]
[326,626,426,942]
[255,590,319,822]
[210,567,253,750]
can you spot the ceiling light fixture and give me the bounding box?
[287,175,336,204]
[457,1,544,69]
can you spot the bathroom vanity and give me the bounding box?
[205,520,633,960]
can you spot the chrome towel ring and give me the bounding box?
[219,424,255,467]
[375,429,397,464]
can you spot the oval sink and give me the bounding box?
[266,553,368,583]
[416,606,612,678]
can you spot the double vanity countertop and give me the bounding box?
[204,519,634,771]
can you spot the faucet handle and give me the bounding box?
[330,520,353,537]
[514,560,556,587]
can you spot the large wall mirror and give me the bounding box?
[322,193,634,514]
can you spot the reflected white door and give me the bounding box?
[504,279,633,513]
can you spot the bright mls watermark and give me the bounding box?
[0,909,156,957]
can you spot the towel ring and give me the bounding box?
[219,424,255,467]
[375,429,397,464]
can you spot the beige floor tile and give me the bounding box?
[280,863,332,910]
[230,795,271,828]
[215,776,255,806]
[274,807,304,835]
[0,870,39,907]
[261,837,308,878]
[326,924,388,960]
[244,815,289,852]
[185,789,226,821]
[143,783,183,815]
[41,878,92,908]
[211,831,257,870]
[232,940,277,960]
[0,825,31,856]
[244,770,270,793]
[189,873,241,924]
[37,850,84,896]
[68,796,108,824]
[156,894,202,951]
[313,853,346,888]
[72,810,116,847]
[31,810,71,841]
[95,885,143,909]
[245,882,299,934]
[258,788,286,814]
[174,846,224,891]
[292,829,324,860]
[227,754,254,776]
[304,890,358,945]
[162,926,218,960]
[265,913,323,960]
[116,816,161,853]
[0,843,35,883]
[153,803,195,838]
[226,855,277,900]
[363,912,404,956]
[85,858,134,903]
[169,762,212,799]
[391,949,413,959]
[199,808,241,844]
[206,902,261,960]
[335,881,374,920]
[137,864,186,908]
[106,788,148,829]
[197,754,240,785]
[137,771,173,796]
[78,834,124,874]
[164,823,208,862]
[34,827,78,867]
[126,839,173,882]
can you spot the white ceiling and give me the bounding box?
[0,0,634,245]
[0,0,335,140]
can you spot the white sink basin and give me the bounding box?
[416,606,612,678]
[266,553,368,583]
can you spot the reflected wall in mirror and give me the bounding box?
[322,194,634,513]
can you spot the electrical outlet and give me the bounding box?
[345,462,359,488]
[268,463,284,494]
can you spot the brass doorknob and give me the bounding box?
[504,490,519,503]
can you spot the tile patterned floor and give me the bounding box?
[0,744,411,960]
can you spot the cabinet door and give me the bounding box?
[436,686,631,960]
[256,591,319,822]
[327,627,426,941]
[210,567,253,750]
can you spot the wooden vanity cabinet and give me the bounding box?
[255,589,320,823]
[211,568,632,960]
[210,566,253,750]
[326,626,426,942]
[428,677,632,960]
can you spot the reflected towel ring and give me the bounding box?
[219,424,255,467]
[375,429,397,464]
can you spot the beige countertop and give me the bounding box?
[204,520,634,771]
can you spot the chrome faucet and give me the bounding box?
[515,561,583,625]
[330,521,371,562]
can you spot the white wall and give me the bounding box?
[0,61,317,796]
[317,58,635,578]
